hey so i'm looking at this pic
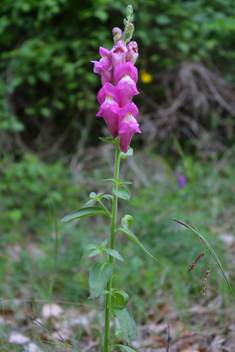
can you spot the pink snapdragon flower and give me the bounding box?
[110,40,128,69]
[96,83,120,138]
[114,62,139,106]
[96,101,119,139]
[114,62,138,85]
[117,102,142,153]
[91,47,113,85]
[126,41,139,64]
[97,83,119,105]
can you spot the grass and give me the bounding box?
[0,148,235,349]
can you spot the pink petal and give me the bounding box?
[114,62,138,86]
[110,40,128,69]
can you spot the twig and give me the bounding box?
[166,319,171,352]
[27,314,74,346]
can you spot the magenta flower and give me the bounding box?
[96,83,120,138]
[110,40,128,69]
[96,99,119,138]
[97,83,120,106]
[126,41,139,65]
[114,62,138,86]
[117,102,141,152]
[91,47,113,85]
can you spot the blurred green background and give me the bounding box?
[1,0,235,346]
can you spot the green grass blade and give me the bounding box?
[172,218,235,303]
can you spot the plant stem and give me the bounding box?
[104,141,121,352]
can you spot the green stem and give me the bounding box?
[98,199,112,217]
[104,141,121,352]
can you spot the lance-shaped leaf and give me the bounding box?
[112,308,136,342]
[104,248,124,261]
[118,180,133,185]
[113,186,130,201]
[59,206,111,223]
[88,248,102,257]
[110,345,136,352]
[79,244,97,259]
[100,238,109,247]
[118,228,157,261]
[101,194,113,205]
[89,261,113,298]
[120,148,133,159]
[111,290,129,309]
[101,178,115,183]
[99,137,116,143]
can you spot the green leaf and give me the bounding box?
[104,248,124,261]
[97,193,104,198]
[114,330,123,339]
[122,215,134,230]
[118,228,157,261]
[120,148,133,159]
[100,290,110,295]
[89,261,113,298]
[102,194,113,205]
[110,344,136,352]
[79,244,97,259]
[100,238,109,247]
[118,180,133,185]
[111,290,129,309]
[99,137,116,143]
[59,206,111,223]
[85,199,95,206]
[112,308,136,342]
[113,186,130,201]
[112,272,122,279]
[101,178,115,183]
[88,248,102,257]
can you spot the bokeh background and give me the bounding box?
[1,0,235,350]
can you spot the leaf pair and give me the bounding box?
[80,239,124,261]
[85,192,113,207]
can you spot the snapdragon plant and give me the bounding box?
[60,6,156,352]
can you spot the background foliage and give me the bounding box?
[1,0,235,156]
[0,2,235,348]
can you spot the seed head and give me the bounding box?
[188,252,205,272]
[200,264,214,296]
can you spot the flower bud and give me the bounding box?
[126,5,133,16]
[126,41,139,64]
[123,23,134,44]
[112,27,123,44]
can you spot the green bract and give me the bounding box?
[99,137,116,143]
[120,148,133,159]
